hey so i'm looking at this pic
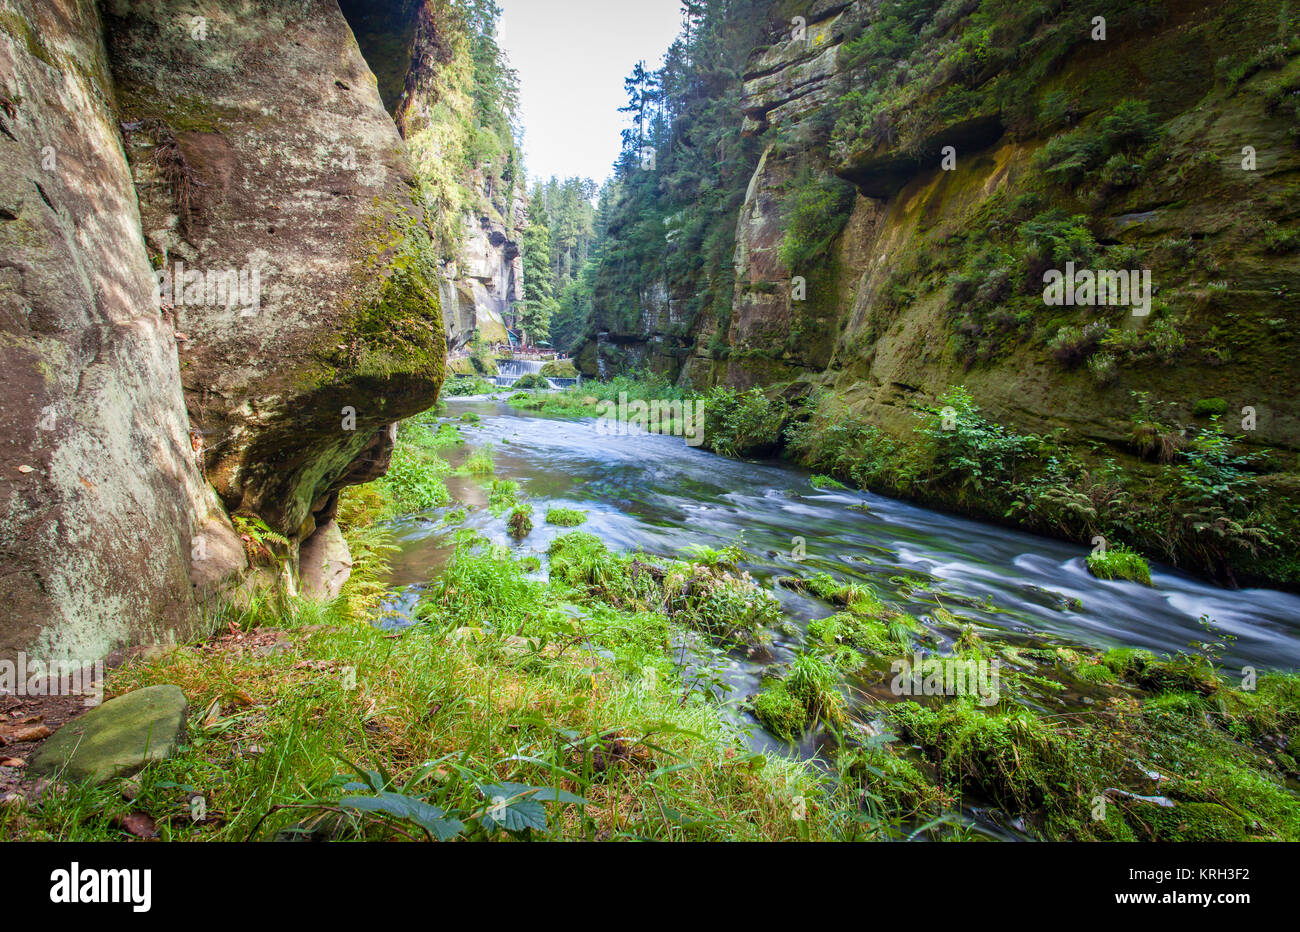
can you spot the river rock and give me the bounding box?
[299,520,353,602]
[31,685,189,784]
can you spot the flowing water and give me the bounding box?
[383,396,1300,790]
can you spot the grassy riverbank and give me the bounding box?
[4,411,1297,842]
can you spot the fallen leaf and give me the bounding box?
[0,757,24,768]
[3,725,51,742]
[229,689,253,707]
[16,465,33,474]
[201,697,222,727]
[114,811,157,839]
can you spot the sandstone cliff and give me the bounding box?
[0,0,452,663]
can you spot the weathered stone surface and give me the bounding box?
[103,0,446,537]
[31,685,189,783]
[0,0,218,662]
[299,519,352,602]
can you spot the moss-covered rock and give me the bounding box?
[31,685,189,784]
[1138,801,1249,842]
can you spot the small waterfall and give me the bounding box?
[497,358,544,379]
[493,357,552,388]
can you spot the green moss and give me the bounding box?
[892,699,1075,813]
[333,205,446,385]
[0,12,57,69]
[1138,801,1248,842]
[1086,545,1152,585]
[1193,397,1229,418]
[845,748,950,815]
[1104,647,1219,695]
[807,612,908,656]
[752,683,807,742]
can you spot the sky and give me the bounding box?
[497,0,684,186]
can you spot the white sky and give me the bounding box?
[498,0,684,186]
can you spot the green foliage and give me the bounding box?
[507,504,534,539]
[1034,99,1161,188]
[702,386,788,458]
[512,373,549,391]
[443,375,495,396]
[380,438,451,512]
[463,445,495,476]
[544,506,588,527]
[778,169,857,269]
[1086,544,1152,585]
[916,386,1036,493]
[752,653,846,742]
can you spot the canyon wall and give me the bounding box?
[580,0,1300,584]
[0,0,451,663]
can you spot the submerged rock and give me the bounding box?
[31,685,189,784]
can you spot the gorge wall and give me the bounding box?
[578,0,1300,585]
[0,0,475,664]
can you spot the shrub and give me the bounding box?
[779,170,857,269]
[513,373,550,390]
[1048,321,1108,367]
[703,386,788,458]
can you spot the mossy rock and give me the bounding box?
[31,685,189,784]
[539,359,578,378]
[1137,801,1248,842]
[751,682,808,742]
[1104,647,1219,695]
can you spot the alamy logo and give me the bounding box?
[154,261,262,317]
[1043,261,1151,316]
[595,393,706,447]
[890,652,1001,706]
[0,654,102,705]
[49,863,151,912]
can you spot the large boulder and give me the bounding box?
[102,0,446,539]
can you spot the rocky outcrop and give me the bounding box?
[1,0,448,665]
[0,0,234,663]
[442,202,525,349]
[376,1,525,352]
[105,0,445,540]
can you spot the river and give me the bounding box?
[381,395,1300,763]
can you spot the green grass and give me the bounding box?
[462,445,495,477]
[544,507,588,527]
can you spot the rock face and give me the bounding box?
[0,0,448,664]
[374,1,526,353]
[0,0,230,662]
[581,0,1300,583]
[442,205,524,348]
[104,0,445,539]
[31,684,189,783]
